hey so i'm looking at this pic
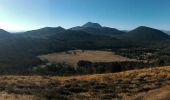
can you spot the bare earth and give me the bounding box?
[38,50,136,66]
[0,66,169,100]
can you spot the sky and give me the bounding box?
[0,0,170,32]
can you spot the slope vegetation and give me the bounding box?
[0,66,169,100]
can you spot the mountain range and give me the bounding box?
[16,22,169,40]
[0,22,170,73]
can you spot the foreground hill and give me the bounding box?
[0,66,169,100]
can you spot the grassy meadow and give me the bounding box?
[39,50,136,67]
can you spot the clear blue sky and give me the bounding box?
[0,0,170,31]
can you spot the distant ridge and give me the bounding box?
[163,30,170,35]
[1,23,169,41]
[71,22,125,36]
[124,26,169,41]
[0,29,11,37]
[20,27,65,38]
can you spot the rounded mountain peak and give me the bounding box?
[82,22,102,28]
[125,26,169,41]
[131,26,167,34]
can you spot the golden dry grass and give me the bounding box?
[137,84,170,100]
[0,92,39,100]
[0,66,169,99]
[38,50,136,67]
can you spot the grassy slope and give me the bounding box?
[0,66,169,100]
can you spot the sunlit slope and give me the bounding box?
[0,66,169,100]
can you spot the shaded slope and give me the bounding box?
[48,30,131,51]
[0,37,42,74]
[14,29,131,55]
[0,29,42,73]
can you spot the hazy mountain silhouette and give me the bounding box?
[20,27,65,38]
[124,26,169,41]
[0,29,11,37]
[163,30,170,35]
[71,22,125,36]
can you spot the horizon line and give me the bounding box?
[0,22,169,33]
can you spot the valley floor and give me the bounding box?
[38,50,136,67]
[0,66,169,100]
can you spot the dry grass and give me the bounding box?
[135,84,170,100]
[0,92,39,100]
[38,50,136,67]
[0,66,169,99]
